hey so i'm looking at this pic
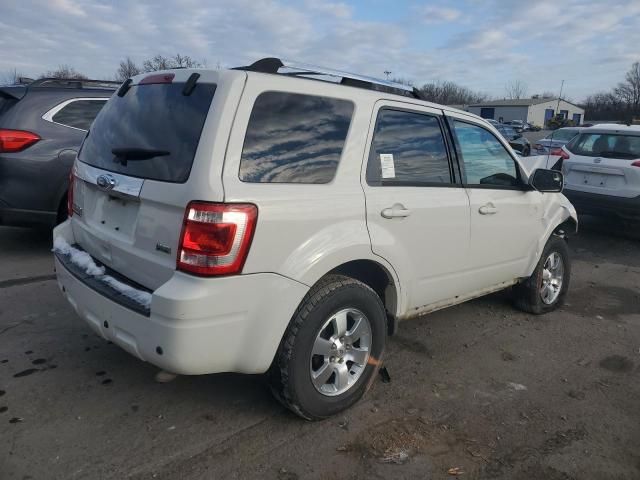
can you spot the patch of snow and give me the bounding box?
[507,382,527,391]
[53,237,151,309]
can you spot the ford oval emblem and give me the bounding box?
[96,174,117,191]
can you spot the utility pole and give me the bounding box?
[384,70,391,80]
[555,80,565,118]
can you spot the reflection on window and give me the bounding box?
[240,92,353,183]
[52,100,107,130]
[453,121,519,187]
[367,109,451,185]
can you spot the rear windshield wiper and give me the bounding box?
[112,147,170,166]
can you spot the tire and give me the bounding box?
[269,274,387,420]
[513,235,570,314]
[523,145,531,157]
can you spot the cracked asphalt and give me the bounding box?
[1,216,639,479]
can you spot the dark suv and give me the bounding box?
[0,78,117,228]
[497,124,531,156]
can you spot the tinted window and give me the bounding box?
[567,133,640,159]
[79,83,216,183]
[367,109,451,185]
[52,100,107,130]
[453,121,519,187]
[240,92,353,183]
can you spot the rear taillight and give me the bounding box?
[177,202,258,276]
[67,169,75,218]
[0,129,40,153]
[550,147,570,160]
[631,160,640,167]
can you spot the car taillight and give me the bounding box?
[177,202,258,276]
[0,129,40,153]
[67,169,75,217]
[632,160,640,167]
[550,147,570,160]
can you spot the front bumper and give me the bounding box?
[563,188,640,219]
[53,221,309,375]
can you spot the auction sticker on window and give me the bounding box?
[380,153,395,179]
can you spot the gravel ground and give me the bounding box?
[1,216,639,480]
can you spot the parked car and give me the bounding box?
[0,78,117,228]
[560,124,640,220]
[527,123,542,132]
[532,127,582,156]
[52,58,577,420]
[485,118,501,127]
[497,124,531,156]
[505,120,525,133]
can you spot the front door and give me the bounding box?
[362,101,470,312]
[446,114,544,288]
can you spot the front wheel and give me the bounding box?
[513,235,570,314]
[269,275,387,420]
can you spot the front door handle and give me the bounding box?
[381,203,411,219]
[478,203,498,215]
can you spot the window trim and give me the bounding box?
[238,90,355,185]
[42,97,108,132]
[366,106,460,188]
[447,117,528,191]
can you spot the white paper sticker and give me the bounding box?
[380,153,395,179]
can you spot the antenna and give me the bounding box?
[546,79,565,169]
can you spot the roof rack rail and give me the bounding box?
[27,78,121,90]
[235,57,423,100]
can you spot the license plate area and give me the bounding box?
[84,184,140,238]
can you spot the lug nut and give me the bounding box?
[330,356,336,363]
[331,343,336,350]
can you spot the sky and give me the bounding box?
[1,0,639,101]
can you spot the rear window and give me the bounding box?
[78,82,216,183]
[51,99,107,130]
[546,129,579,142]
[239,92,353,183]
[567,133,640,159]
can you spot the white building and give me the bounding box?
[467,98,585,127]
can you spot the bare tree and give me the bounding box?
[115,57,141,81]
[41,64,87,79]
[0,68,25,85]
[505,80,528,99]
[614,61,640,116]
[418,80,488,105]
[142,53,203,73]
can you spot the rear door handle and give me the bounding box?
[478,203,498,215]
[381,203,411,219]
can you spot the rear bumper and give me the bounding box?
[53,221,309,375]
[563,188,640,218]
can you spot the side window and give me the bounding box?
[51,100,107,130]
[453,121,520,188]
[239,92,353,183]
[367,109,452,185]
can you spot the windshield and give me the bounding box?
[78,82,216,183]
[567,132,640,159]
[545,129,579,142]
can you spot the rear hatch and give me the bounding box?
[70,70,226,290]
[563,129,640,198]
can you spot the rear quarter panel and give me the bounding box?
[222,74,404,314]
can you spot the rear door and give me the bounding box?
[362,101,471,311]
[564,130,640,198]
[446,113,544,287]
[70,70,229,290]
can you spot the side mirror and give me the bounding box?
[530,168,563,193]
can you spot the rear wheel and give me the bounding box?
[522,145,531,157]
[513,235,570,314]
[269,275,386,420]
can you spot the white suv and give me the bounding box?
[53,58,577,420]
[559,123,640,220]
